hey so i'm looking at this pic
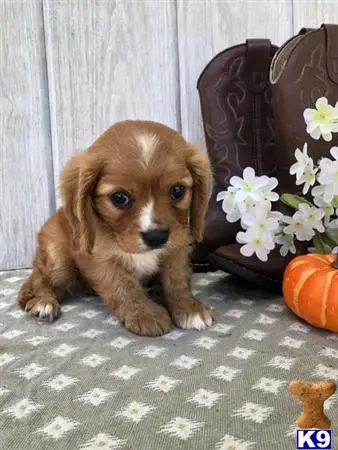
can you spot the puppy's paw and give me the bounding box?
[25,297,61,322]
[123,303,173,337]
[170,297,213,331]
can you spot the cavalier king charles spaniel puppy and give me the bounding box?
[18,120,214,336]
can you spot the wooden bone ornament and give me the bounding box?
[289,380,337,429]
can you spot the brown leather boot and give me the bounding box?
[192,25,338,291]
[270,24,338,193]
[191,39,283,289]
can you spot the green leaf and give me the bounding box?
[313,232,326,253]
[326,228,338,246]
[321,232,337,248]
[332,196,338,209]
[280,193,313,210]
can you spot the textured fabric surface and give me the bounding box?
[0,269,337,450]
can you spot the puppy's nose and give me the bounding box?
[141,229,169,249]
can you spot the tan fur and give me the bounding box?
[18,120,214,336]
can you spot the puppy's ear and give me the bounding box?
[59,151,103,254]
[186,145,213,242]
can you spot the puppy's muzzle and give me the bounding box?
[141,229,169,249]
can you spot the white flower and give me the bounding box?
[313,191,334,226]
[241,206,281,234]
[282,211,315,241]
[236,228,275,262]
[216,187,241,223]
[295,159,318,194]
[303,97,338,141]
[316,147,338,202]
[259,176,279,202]
[229,167,269,204]
[275,233,296,256]
[297,203,325,232]
[289,143,312,180]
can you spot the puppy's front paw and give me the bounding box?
[25,297,60,322]
[170,297,213,331]
[123,302,173,337]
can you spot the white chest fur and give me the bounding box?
[129,250,165,280]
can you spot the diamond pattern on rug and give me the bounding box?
[0,269,337,450]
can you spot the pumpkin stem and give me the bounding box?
[331,256,338,269]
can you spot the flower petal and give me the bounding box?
[323,132,333,142]
[229,176,243,188]
[236,231,248,244]
[306,122,317,133]
[216,191,227,202]
[243,167,255,180]
[330,146,338,160]
[303,109,313,121]
[310,127,321,140]
[235,190,246,203]
[255,248,268,262]
[316,97,328,109]
[240,244,254,258]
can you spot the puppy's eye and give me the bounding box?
[170,184,186,201]
[111,191,132,208]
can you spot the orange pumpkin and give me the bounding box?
[283,253,338,333]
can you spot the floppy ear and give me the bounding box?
[58,151,103,254]
[186,145,213,242]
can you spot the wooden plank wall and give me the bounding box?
[1,0,337,269]
[0,0,54,270]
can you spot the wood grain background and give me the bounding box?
[1,0,338,269]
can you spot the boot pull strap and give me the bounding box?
[298,27,315,35]
[245,39,273,94]
[321,23,338,85]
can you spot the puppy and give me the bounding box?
[18,120,214,336]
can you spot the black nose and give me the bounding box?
[141,229,169,249]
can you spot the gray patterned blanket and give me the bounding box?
[0,269,337,450]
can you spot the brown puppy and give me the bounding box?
[18,120,214,336]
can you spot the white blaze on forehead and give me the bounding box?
[139,200,155,232]
[137,132,159,164]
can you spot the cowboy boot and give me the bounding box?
[270,24,338,193]
[191,39,285,290]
